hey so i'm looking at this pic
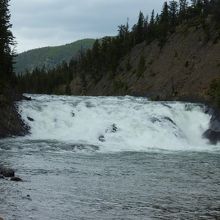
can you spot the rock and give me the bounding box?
[112,124,118,133]
[98,135,105,142]
[23,95,32,101]
[105,124,118,133]
[163,117,176,126]
[0,101,29,138]
[27,116,34,122]
[203,129,220,145]
[151,117,161,123]
[10,176,23,182]
[0,217,4,220]
[0,166,15,177]
[203,106,220,144]
[0,174,4,179]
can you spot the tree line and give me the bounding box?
[0,0,16,93]
[17,0,220,94]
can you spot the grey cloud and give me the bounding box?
[10,0,165,52]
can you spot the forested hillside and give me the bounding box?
[17,0,220,105]
[15,39,95,74]
[0,0,28,138]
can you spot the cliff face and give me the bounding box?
[68,25,220,101]
[0,93,29,139]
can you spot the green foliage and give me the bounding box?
[0,0,15,83]
[15,39,95,74]
[16,0,220,95]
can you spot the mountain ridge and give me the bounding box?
[15,38,95,74]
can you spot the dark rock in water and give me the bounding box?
[0,100,30,139]
[209,112,220,132]
[10,176,23,182]
[27,116,34,122]
[203,129,220,145]
[71,112,75,117]
[203,106,220,144]
[99,135,105,142]
[0,217,4,220]
[23,96,32,101]
[162,103,172,109]
[151,117,161,123]
[185,104,194,111]
[112,124,118,133]
[105,124,118,133]
[0,174,4,179]
[163,117,176,126]
[0,166,15,177]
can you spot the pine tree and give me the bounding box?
[146,10,155,43]
[158,1,170,47]
[212,0,220,24]
[0,0,15,82]
[169,0,179,30]
[135,11,145,43]
[179,0,188,22]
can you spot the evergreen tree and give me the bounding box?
[179,0,188,22]
[135,11,145,44]
[212,0,220,24]
[16,0,220,95]
[169,0,179,30]
[146,10,155,43]
[0,0,15,82]
[159,1,170,47]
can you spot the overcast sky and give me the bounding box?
[10,0,165,53]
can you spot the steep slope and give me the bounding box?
[69,25,220,102]
[15,39,95,74]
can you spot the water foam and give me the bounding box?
[18,95,218,152]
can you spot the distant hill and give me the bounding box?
[15,39,95,74]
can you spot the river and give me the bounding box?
[0,95,220,219]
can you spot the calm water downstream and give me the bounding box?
[0,95,220,219]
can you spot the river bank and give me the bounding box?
[0,92,29,139]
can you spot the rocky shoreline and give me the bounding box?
[0,166,22,182]
[0,91,30,139]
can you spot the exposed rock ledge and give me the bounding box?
[203,106,220,145]
[0,93,29,139]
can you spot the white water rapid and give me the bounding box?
[18,95,218,152]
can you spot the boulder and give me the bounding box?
[0,166,15,177]
[112,124,118,133]
[203,106,220,144]
[98,135,105,142]
[27,116,34,122]
[10,177,23,182]
[203,129,220,145]
[23,95,32,101]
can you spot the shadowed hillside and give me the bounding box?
[15,39,95,74]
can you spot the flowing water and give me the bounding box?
[0,95,220,220]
